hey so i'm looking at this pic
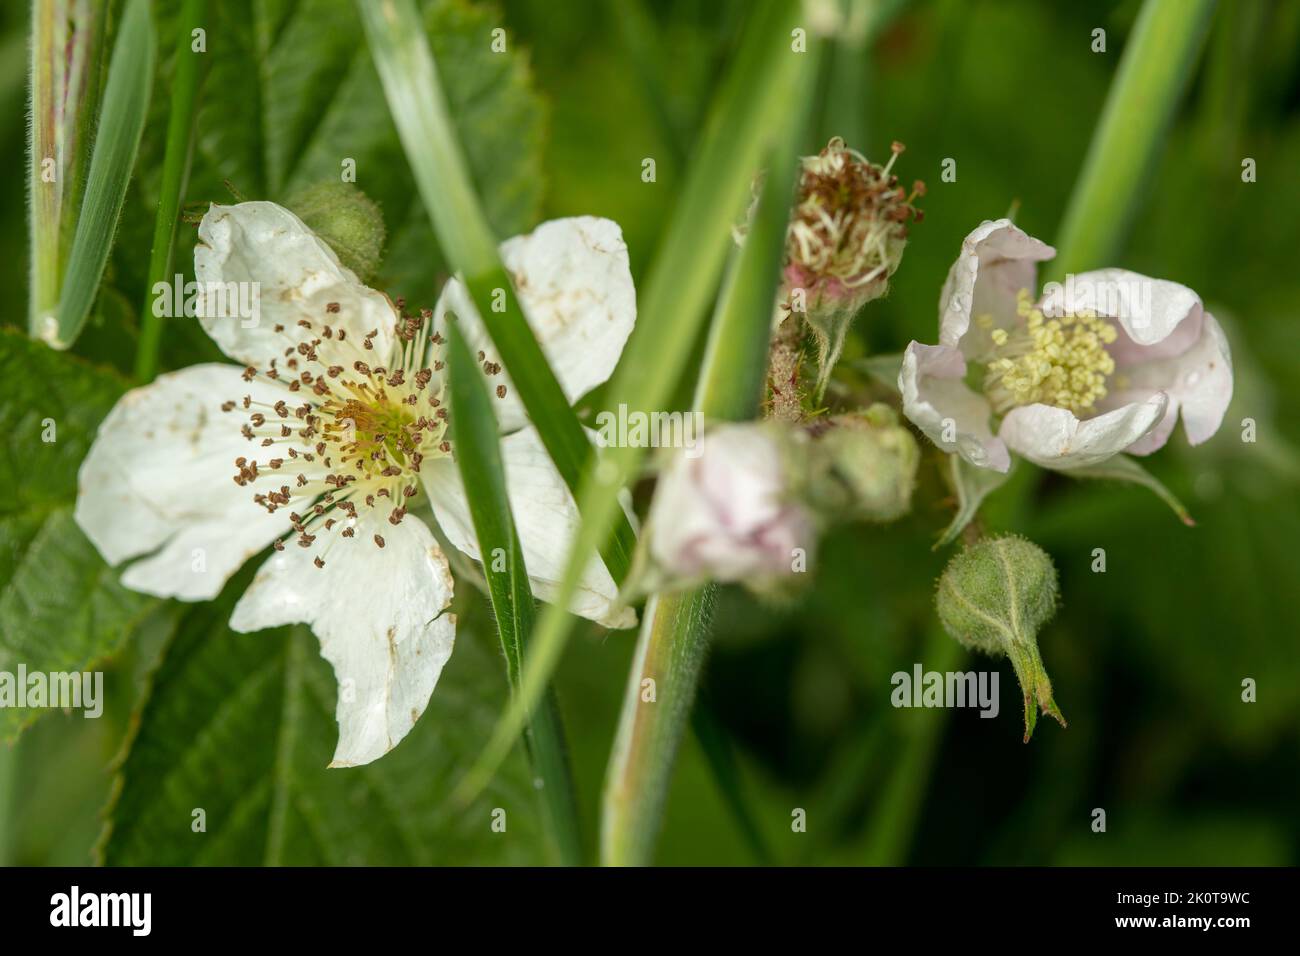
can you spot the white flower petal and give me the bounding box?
[194,201,396,368]
[648,423,814,582]
[423,428,636,630]
[899,342,1010,472]
[1102,310,1233,454]
[937,219,1055,358]
[1039,267,1204,358]
[998,394,1169,470]
[433,216,636,432]
[229,511,456,768]
[75,364,295,601]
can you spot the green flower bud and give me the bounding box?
[935,535,1066,741]
[284,182,386,282]
[806,404,919,522]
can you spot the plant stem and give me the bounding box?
[136,0,208,383]
[601,588,715,866]
[1045,0,1217,281]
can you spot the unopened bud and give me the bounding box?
[806,404,918,521]
[285,182,386,282]
[647,422,815,589]
[935,535,1065,741]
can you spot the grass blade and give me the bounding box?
[1045,0,1216,281]
[45,0,155,350]
[444,319,583,866]
[598,40,819,864]
[458,1,816,811]
[135,0,209,383]
[357,0,636,580]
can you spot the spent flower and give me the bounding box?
[778,137,924,395]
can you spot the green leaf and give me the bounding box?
[99,594,546,865]
[1067,453,1195,526]
[935,453,1014,549]
[444,319,582,865]
[359,0,637,583]
[0,331,158,741]
[44,0,155,350]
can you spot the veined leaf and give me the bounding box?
[99,596,545,865]
[0,332,158,741]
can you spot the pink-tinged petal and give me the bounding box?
[422,427,636,630]
[937,219,1055,358]
[74,364,298,601]
[1103,310,1234,454]
[899,342,1010,472]
[1039,268,1204,362]
[194,201,397,368]
[230,511,456,768]
[998,394,1169,470]
[433,217,637,434]
[647,423,815,583]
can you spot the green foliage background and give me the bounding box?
[1,0,1297,865]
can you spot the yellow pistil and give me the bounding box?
[983,288,1118,415]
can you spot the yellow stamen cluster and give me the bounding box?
[983,289,1118,415]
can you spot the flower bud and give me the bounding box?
[782,137,923,395]
[284,182,386,282]
[935,535,1066,741]
[647,422,815,588]
[806,404,919,522]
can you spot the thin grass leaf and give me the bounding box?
[461,0,813,807]
[460,2,809,805]
[444,319,583,866]
[135,0,208,383]
[1044,0,1217,282]
[599,38,820,865]
[357,0,636,580]
[45,0,154,350]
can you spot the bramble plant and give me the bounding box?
[7,0,1295,874]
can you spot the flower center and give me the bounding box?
[223,299,465,562]
[981,288,1117,416]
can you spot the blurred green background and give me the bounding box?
[1,0,1297,865]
